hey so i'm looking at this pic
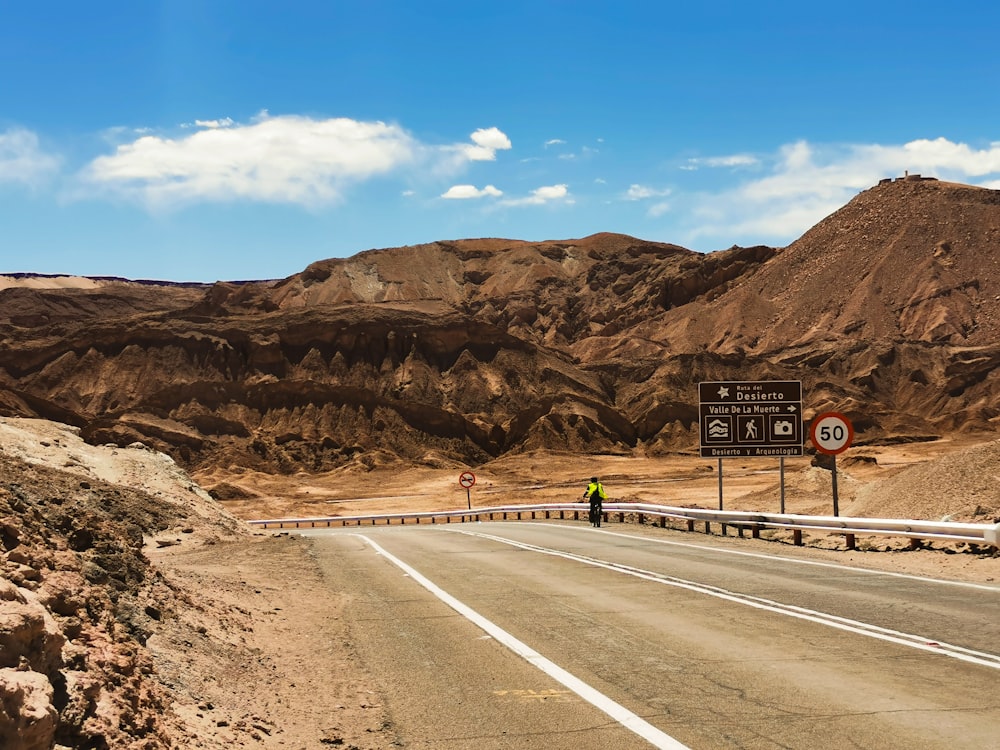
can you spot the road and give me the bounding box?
[300,521,1000,749]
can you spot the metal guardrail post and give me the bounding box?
[986,523,1000,547]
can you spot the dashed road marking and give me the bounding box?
[450,527,1000,671]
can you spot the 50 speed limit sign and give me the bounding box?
[809,412,854,455]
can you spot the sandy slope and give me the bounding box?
[0,275,105,290]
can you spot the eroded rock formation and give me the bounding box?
[2,179,1000,472]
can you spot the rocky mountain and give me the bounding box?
[2,176,999,474]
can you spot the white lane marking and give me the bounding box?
[354,534,690,750]
[519,522,1000,593]
[448,528,1000,671]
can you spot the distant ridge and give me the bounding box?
[2,179,1000,471]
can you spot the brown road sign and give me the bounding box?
[699,381,803,458]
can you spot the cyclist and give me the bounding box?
[582,477,607,527]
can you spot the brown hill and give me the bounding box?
[1,177,999,474]
[640,177,1000,353]
[620,176,1000,437]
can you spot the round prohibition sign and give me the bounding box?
[810,412,854,455]
[458,471,476,488]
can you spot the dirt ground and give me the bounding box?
[175,439,1000,747]
[4,418,999,748]
[146,534,393,749]
[170,435,1000,746]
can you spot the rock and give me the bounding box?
[0,668,58,750]
[0,585,65,675]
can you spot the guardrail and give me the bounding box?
[248,502,1000,550]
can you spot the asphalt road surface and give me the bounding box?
[301,521,1000,749]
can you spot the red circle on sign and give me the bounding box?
[809,412,854,455]
[459,471,476,488]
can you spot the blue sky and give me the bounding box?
[2,1,999,282]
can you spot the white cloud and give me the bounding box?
[626,184,671,201]
[0,128,60,186]
[84,113,419,206]
[858,137,1000,177]
[82,115,513,207]
[441,184,503,199]
[706,154,758,168]
[648,201,671,217]
[461,127,512,161]
[684,153,759,170]
[530,184,569,201]
[626,184,672,217]
[501,184,570,207]
[193,118,235,129]
[544,139,566,147]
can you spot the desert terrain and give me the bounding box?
[2,415,998,749]
[3,176,1000,747]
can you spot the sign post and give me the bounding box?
[809,412,854,517]
[699,381,803,512]
[458,471,476,510]
[779,457,786,513]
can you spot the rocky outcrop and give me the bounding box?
[0,454,189,749]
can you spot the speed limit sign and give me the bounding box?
[810,412,854,455]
